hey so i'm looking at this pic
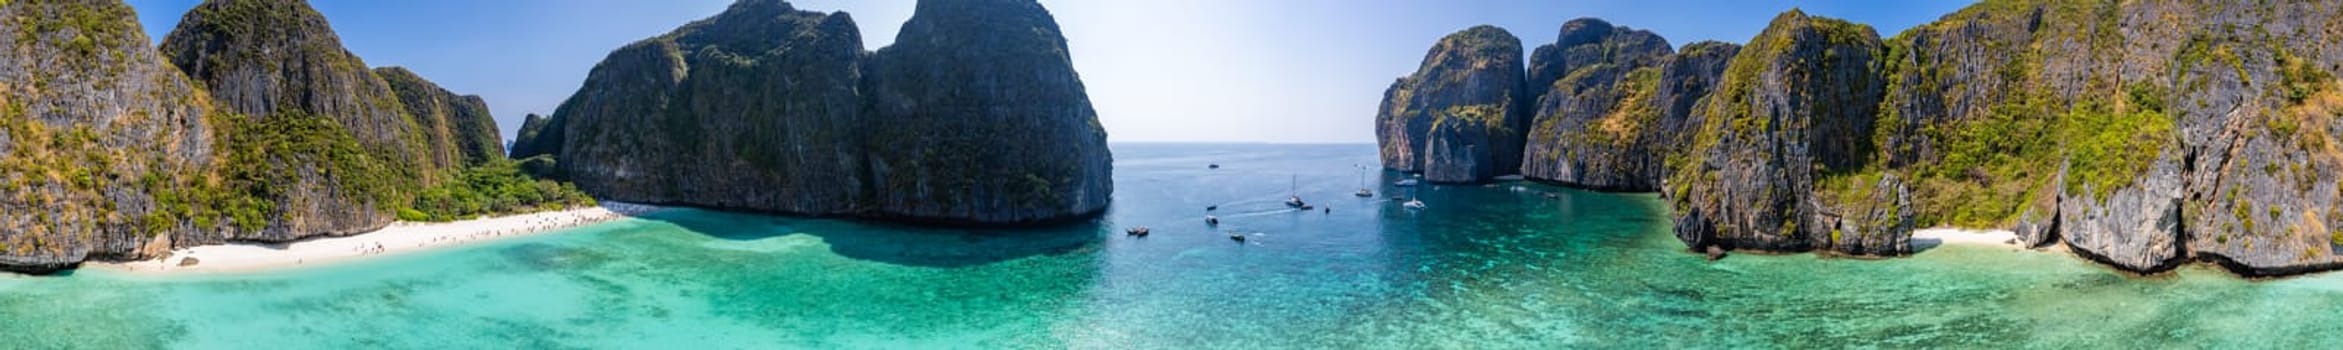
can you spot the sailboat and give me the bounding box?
[1354,165,1375,198]
[1284,174,1309,209]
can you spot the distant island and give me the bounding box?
[0,0,1110,274]
[1377,1,2343,277]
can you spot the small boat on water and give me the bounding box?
[1205,216,1220,226]
[1229,233,1247,242]
[1394,179,1419,187]
[1125,227,1151,236]
[1354,165,1375,198]
[1206,205,1218,211]
[1400,185,1426,209]
[1209,164,1220,169]
[1284,174,1308,209]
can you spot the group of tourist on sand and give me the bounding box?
[390,209,636,250]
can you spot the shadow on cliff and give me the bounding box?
[632,208,1108,268]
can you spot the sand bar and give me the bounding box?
[1912,227,2022,250]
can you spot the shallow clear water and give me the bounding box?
[5,144,2342,349]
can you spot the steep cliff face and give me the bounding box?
[1668,10,1899,255]
[0,0,217,273]
[378,67,502,168]
[1374,26,1527,183]
[160,0,420,242]
[509,113,560,160]
[548,0,1110,225]
[556,0,868,216]
[1875,0,2343,275]
[1516,18,1705,191]
[1525,18,1675,97]
[2155,0,2343,276]
[377,67,462,174]
[862,0,1113,224]
[1647,43,1740,171]
[1875,0,2183,268]
[1345,2,2343,275]
[1,0,527,274]
[1524,42,1739,191]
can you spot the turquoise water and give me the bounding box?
[5,144,2343,349]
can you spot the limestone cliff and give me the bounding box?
[554,0,869,216]
[378,67,502,168]
[0,0,217,273]
[509,113,559,160]
[543,0,1111,225]
[861,0,1113,224]
[1525,18,1674,98]
[1,0,520,274]
[1667,10,1900,256]
[1374,25,1528,183]
[1648,0,2343,274]
[1876,0,2343,275]
[159,0,423,242]
[1517,18,1706,191]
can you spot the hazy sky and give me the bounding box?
[124,0,1973,145]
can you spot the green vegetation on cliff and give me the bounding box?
[1675,9,1882,188]
[216,110,400,230]
[1665,8,1907,255]
[1371,0,2343,273]
[4,0,599,271]
[160,0,427,239]
[1879,0,2179,228]
[3,0,224,267]
[1686,10,1879,168]
[378,66,505,168]
[405,159,595,222]
[0,102,121,241]
[12,0,135,72]
[1558,66,1660,150]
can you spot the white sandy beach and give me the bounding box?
[92,202,666,274]
[1912,228,2022,249]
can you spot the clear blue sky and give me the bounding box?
[124,0,1974,144]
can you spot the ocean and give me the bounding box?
[3,143,2340,349]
